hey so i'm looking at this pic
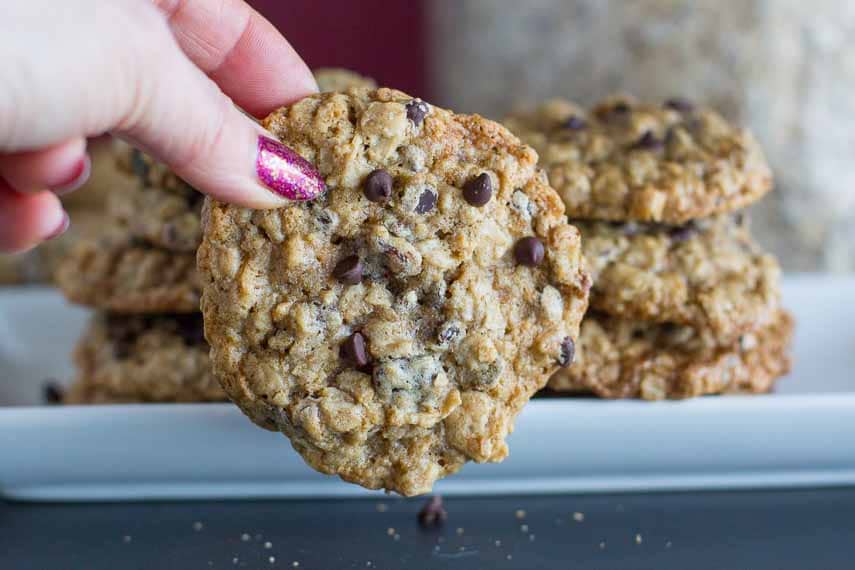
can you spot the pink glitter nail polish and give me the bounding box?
[256,135,325,201]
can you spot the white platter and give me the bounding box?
[1,275,853,501]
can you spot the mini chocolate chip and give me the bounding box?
[514,237,545,267]
[462,173,492,207]
[340,332,369,367]
[363,169,393,202]
[332,255,363,285]
[561,115,588,130]
[406,100,429,126]
[43,380,64,405]
[733,212,745,227]
[415,188,437,214]
[668,222,697,243]
[664,97,695,112]
[558,337,575,368]
[632,130,664,151]
[418,495,448,529]
[130,149,150,183]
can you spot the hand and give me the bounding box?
[0,0,322,253]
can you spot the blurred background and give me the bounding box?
[3,0,853,281]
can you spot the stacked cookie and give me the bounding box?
[58,144,223,404]
[505,96,793,400]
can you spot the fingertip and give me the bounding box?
[0,185,68,253]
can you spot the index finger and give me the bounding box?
[154,0,317,117]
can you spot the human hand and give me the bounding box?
[0,0,323,253]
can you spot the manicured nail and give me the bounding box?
[50,155,91,195]
[45,210,70,240]
[256,135,325,201]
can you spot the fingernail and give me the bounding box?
[256,135,325,201]
[45,210,70,240]
[50,155,91,195]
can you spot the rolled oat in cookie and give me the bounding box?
[548,309,793,400]
[67,313,222,404]
[198,87,590,496]
[579,214,781,343]
[504,96,773,224]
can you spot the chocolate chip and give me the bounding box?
[664,97,694,112]
[363,169,393,203]
[130,149,150,183]
[632,131,664,151]
[513,237,545,267]
[557,337,575,368]
[415,188,437,214]
[332,255,363,285]
[340,332,369,367]
[561,115,587,130]
[733,212,745,227]
[418,495,448,529]
[406,100,429,126]
[612,102,631,114]
[43,380,64,405]
[437,321,462,346]
[462,173,492,207]
[668,222,697,243]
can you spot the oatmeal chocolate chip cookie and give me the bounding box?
[580,214,780,343]
[198,87,591,496]
[110,145,203,252]
[67,313,222,403]
[108,181,203,252]
[314,67,377,93]
[504,96,773,224]
[56,234,201,313]
[548,309,793,400]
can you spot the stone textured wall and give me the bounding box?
[430,0,855,272]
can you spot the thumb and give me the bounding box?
[114,20,324,207]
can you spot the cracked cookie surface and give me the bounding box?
[548,309,793,400]
[579,215,780,343]
[67,313,222,403]
[504,96,772,224]
[198,88,590,495]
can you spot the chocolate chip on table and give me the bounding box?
[332,255,363,285]
[462,173,493,207]
[668,221,698,243]
[363,169,393,203]
[415,188,437,214]
[557,337,575,368]
[42,380,64,405]
[405,100,429,126]
[632,131,664,151]
[561,115,587,130]
[664,97,695,113]
[417,495,448,529]
[513,237,545,267]
[340,332,369,367]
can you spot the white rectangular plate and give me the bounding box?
[1,275,853,501]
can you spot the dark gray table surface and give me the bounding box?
[2,487,854,569]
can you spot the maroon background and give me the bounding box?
[248,0,430,98]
